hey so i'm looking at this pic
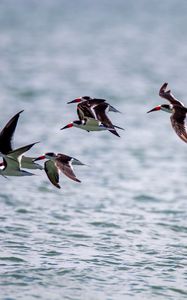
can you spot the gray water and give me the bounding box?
[0,0,187,299]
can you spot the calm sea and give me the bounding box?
[0,0,187,299]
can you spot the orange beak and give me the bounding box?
[33,155,46,162]
[147,106,161,113]
[67,98,81,104]
[60,123,73,130]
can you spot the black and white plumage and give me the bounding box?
[62,96,124,136]
[147,82,187,143]
[93,102,123,137]
[61,118,114,133]
[67,96,121,114]
[34,153,84,189]
[0,110,23,154]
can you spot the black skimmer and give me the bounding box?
[62,97,124,136]
[147,82,187,143]
[61,118,115,133]
[67,96,121,114]
[0,142,37,177]
[0,110,43,170]
[34,153,84,189]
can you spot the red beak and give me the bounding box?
[67,98,81,104]
[60,123,73,130]
[147,106,161,113]
[33,155,46,162]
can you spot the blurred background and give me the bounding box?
[0,0,187,299]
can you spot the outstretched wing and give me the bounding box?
[44,160,61,189]
[8,142,39,164]
[56,153,84,166]
[0,110,24,154]
[159,83,184,106]
[77,99,107,120]
[21,156,43,170]
[55,158,81,183]
[3,155,20,171]
[170,106,187,143]
[93,103,120,137]
[77,102,95,120]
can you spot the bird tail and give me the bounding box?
[114,125,125,130]
[109,105,121,113]
[72,158,85,166]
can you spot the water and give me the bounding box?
[0,0,187,299]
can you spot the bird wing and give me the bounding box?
[93,103,120,137]
[56,153,84,166]
[44,160,61,189]
[89,99,106,106]
[170,106,187,143]
[55,157,81,183]
[56,153,73,161]
[159,83,184,106]
[21,156,43,170]
[77,102,96,120]
[0,110,23,154]
[89,98,121,113]
[77,99,107,120]
[3,155,20,171]
[7,142,38,165]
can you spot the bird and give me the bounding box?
[34,152,84,189]
[0,110,43,170]
[147,82,187,143]
[67,96,121,114]
[61,117,116,133]
[0,142,38,177]
[62,96,124,136]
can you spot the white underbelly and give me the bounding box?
[74,120,108,131]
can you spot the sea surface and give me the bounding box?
[0,1,187,299]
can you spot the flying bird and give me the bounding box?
[61,118,115,133]
[62,96,124,136]
[147,82,187,143]
[67,96,121,114]
[34,153,84,189]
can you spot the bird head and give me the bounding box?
[33,152,56,161]
[147,104,172,114]
[61,120,83,130]
[67,96,91,104]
